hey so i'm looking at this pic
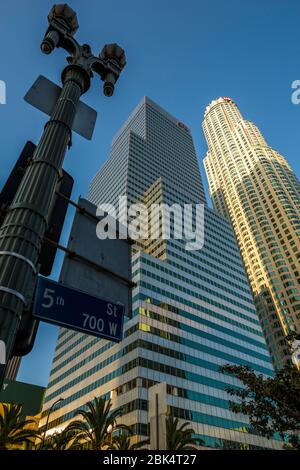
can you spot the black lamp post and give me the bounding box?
[0,4,126,387]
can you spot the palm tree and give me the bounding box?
[67,397,122,450]
[165,415,202,450]
[106,427,149,450]
[0,402,40,450]
[36,428,80,450]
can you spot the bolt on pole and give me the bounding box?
[0,3,126,386]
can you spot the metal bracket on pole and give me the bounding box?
[54,191,135,245]
[44,237,135,288]
[0,287,27,308]
[0,251,37,274]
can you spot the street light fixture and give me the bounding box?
[0,4,126,386]
[41,4,79,54]
[100,43,127,97]
[40,4,126,97]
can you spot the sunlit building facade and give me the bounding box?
[40,97,281,449]
[203,97,300,369]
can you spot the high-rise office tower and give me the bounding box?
[4,356,21,381]
[40,97,281,449]
[203,97,300,369]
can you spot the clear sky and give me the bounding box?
[0,0,299,387]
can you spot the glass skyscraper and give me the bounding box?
[203,97,300,369]
[40,97,281,449]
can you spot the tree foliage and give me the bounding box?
[0,403,40,450]
[37,428,80,450]
[220,364,300,450]
[106,427,149,450]
[67,396,122,450]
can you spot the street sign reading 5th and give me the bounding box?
[33,277,125,342]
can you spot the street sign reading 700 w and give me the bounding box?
[33,277,125,342]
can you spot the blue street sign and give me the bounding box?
[33,277,125,342]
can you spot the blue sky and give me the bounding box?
[0,0,299,386]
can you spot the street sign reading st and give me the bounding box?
[33,277,125,342]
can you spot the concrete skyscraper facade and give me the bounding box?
[203,97,300,369]
[40,97,281,449]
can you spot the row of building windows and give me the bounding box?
[134,292,261,336]
[135,255,253,304]
[45,349,248,406]
[133,246,252,297]
[135,320,270,363]
[137,305,269,354]
[167,242,251,293]
[138,267,255,314]
[51,337,113,375]
[195,433,273,450]
[47,314,270,393]
[137,279,260,326]
[51,293,270,390]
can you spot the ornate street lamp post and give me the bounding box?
[0,4,126,386]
